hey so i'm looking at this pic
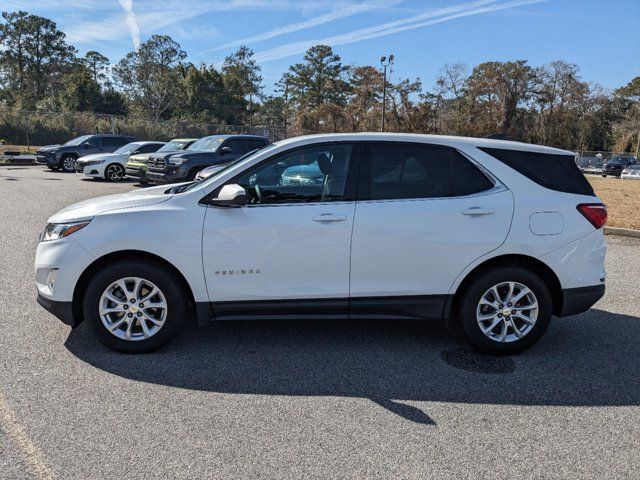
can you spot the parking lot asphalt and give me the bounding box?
[1,166,639,479]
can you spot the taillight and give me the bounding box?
[577,203,607,229]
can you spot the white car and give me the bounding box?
[621,163,640,180]
[36,133,607,354]
[75,141,165,181]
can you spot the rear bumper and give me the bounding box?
[37,293,77,326]
[558,284,605,317]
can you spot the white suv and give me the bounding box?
[35,134,607,354]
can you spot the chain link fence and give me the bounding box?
[0,109,310,150]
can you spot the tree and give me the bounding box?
[180,63,227,122]
[82,51,110,86]
[221,46,262,124]
[0,10,76,108]
[466,60,537,137]
[346,66,383,131]
[282,45,350,130]
[113,34,187,121]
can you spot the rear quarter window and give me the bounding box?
[479,147,595,196]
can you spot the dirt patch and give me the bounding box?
[588,176,640,230]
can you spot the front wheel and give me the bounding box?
[105,163,126,181]
[455,266,552,355]
[61,155,77,173]
[83,260,189,353]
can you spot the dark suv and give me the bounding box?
[602,156,637,178]
[146,134,270,184]
[36,134,135,172]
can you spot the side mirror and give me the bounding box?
[211,184,247,207]
[220,146,233,155]
[83,143,92,149]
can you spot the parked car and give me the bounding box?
[36,134,135,172]
[35,133,607,355]
[76,141,165,181]
[195,147,267,181]
[146,134,270,184]
[621,163,640,180]
[602,156,637,177]
[126,138,197,183]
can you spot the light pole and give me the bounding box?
[380,54,394,132]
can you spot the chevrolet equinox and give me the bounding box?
[35,134,607,354]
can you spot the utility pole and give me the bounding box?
[380,54,394,132]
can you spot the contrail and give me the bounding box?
[197,0,403,56]
[253,0,548,63]
[118,0,141,49]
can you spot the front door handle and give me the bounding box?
[462,207,495,216]
[313,213,347,223]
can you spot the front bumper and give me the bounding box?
[558,284,605,317]
[37,293,77,326]
[37,155,59,167]
[146,168,186,184]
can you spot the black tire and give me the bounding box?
[83,260,189,353]
[105,163,126,181]
[455,266,552,355]
[601,174,606,177]
[61,154,77,173]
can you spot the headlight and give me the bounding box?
[41,220,91,242]
[86,159,104,166]
[168,157,186,166]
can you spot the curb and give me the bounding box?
[0,162,38,167]
[604,226,640,239]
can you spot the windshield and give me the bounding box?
[609,157,632,165]
[114,143,141,154]
[174,144,278,194]
[157,140,188,152]
[64,135,92,146]
[187,136,226,152]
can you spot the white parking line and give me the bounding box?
[0,392,55,480]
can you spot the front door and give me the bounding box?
[202,142,359,319]
[349,142,514,319]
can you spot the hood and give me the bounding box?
[169,151,217,161]
[48,184,173,223]
[128,152,153,163]
[149,150,185,161]
[37,144,61,152]
[76,152,119,163]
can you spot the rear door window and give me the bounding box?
[479,147,595,196]
[359,142,494,200]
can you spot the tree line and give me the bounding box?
[1,10,638,152]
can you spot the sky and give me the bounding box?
[4,0,639,93]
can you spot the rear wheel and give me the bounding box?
[456,266,552,355]
[105,163,126,181]
[83,260,189,353]
[61,155,77,173]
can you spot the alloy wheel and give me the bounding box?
[99,277,168,341]
[106,164,125,181]
[63,157,76,172]
[476,281,539,343]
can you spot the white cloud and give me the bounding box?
[197,0,404,55]
[118,0,141,49]
[253,0,548,63]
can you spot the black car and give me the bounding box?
[36,134,135,172]
[146,135,270,184]
[602,156,637,178]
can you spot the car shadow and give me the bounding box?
[64,308,640,425]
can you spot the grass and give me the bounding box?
[588,176,640,230]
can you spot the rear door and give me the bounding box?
[349,142,514,319]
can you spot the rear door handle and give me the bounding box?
[313,213,347,223]
[462,207,495,216]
